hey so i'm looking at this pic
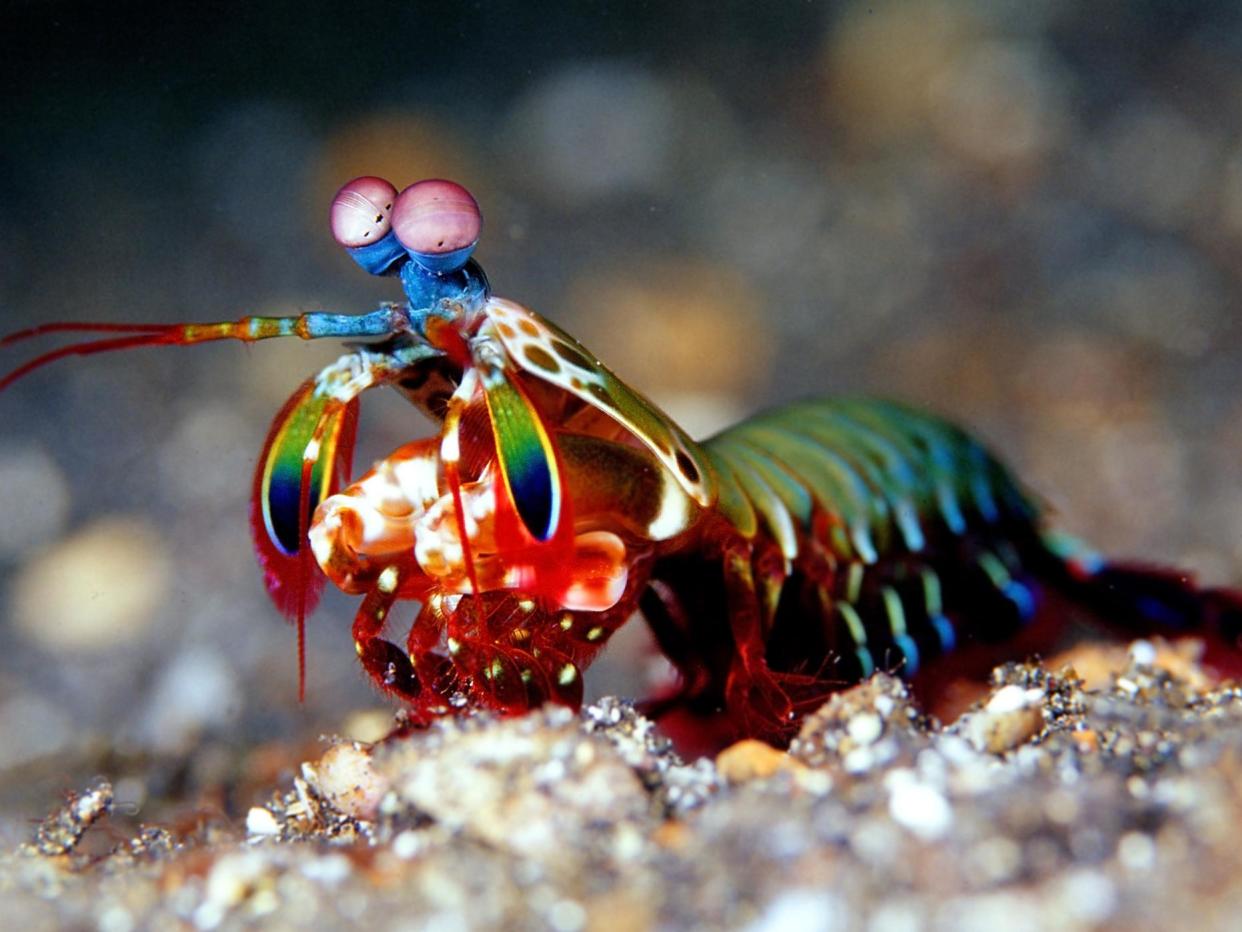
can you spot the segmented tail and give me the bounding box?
[1068,562,1242,644]
[1048,534,1242,663]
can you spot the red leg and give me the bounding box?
[638,580,717,707]
[351,567,421,702]
[802,542,875,682]
[404,598,457,704]
[721,541,794,735]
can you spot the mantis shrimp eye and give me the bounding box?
[330,176,398,248]
[391,179,482,273]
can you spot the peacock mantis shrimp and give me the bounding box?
[4,177,1240,742]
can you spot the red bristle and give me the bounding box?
[333,400,360,494]
[247,384,361,702]
[248,381,328,622]
[0,321,173,347]
[0,331,181,391]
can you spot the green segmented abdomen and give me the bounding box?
[703,398,1037,560]
[695,398,1043,679]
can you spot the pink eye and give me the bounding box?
[391,179,482,267]
[329,176,398,248]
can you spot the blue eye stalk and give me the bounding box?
[345,228,408,276]
[337,176,488,318]
[399,256,490,323]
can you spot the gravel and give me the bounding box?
[5,638,1242,930]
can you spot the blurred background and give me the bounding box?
[2,0,1242,830]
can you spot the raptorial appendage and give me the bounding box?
[305,398,695,718]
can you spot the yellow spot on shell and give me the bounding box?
[524,344,561,374]
[586,626,605,642]
[518,599,535,613]
[559,616,573,631]
[448,638,461,656]
[378,566,399,593]
[558,664,578,686]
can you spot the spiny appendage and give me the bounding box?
[0,306,414,392]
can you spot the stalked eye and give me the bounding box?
[391,179,482,273]
[329,176,398,248]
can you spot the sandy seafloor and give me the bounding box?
[6,638,1242,931]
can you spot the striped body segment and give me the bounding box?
[634,398,1049,730]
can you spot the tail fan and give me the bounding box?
[1060,556,1242,668]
